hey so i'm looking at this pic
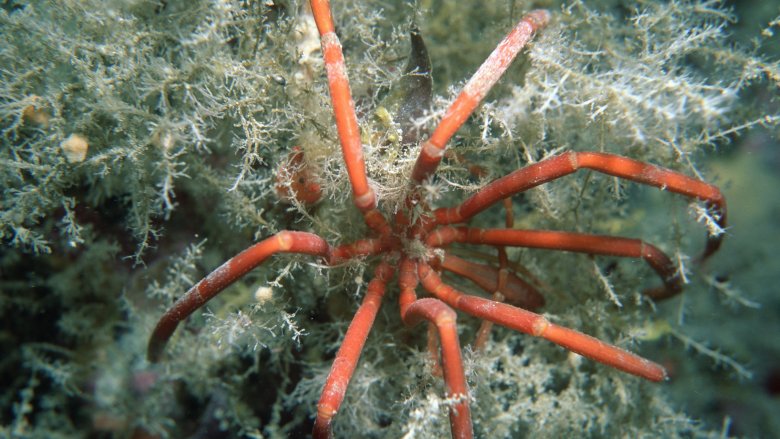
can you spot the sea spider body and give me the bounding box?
[147,2,727,438]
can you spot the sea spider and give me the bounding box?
[147,2,727,438]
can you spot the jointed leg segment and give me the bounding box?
[314,261,395,439]
[308,0,392,237]
[147,232,388,363]
[428,226,682,300]
[416,262,667,382]
[402,298,473,439]
[437,253,545,309]
[433,151,726,261]
[412,10,551,183]
[399,258,473,439]
[308,1,369,205]
[147,231,331,362]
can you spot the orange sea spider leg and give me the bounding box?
[427,227,683,300]
[314,261,395,438]
[416,261,667,382]
[411,9,551,183]
[399,258,473,439]
[146,233,390,362]
[432,151,727,262]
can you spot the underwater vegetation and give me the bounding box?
[1,0,779,437]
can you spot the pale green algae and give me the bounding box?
[1,0,779,437]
